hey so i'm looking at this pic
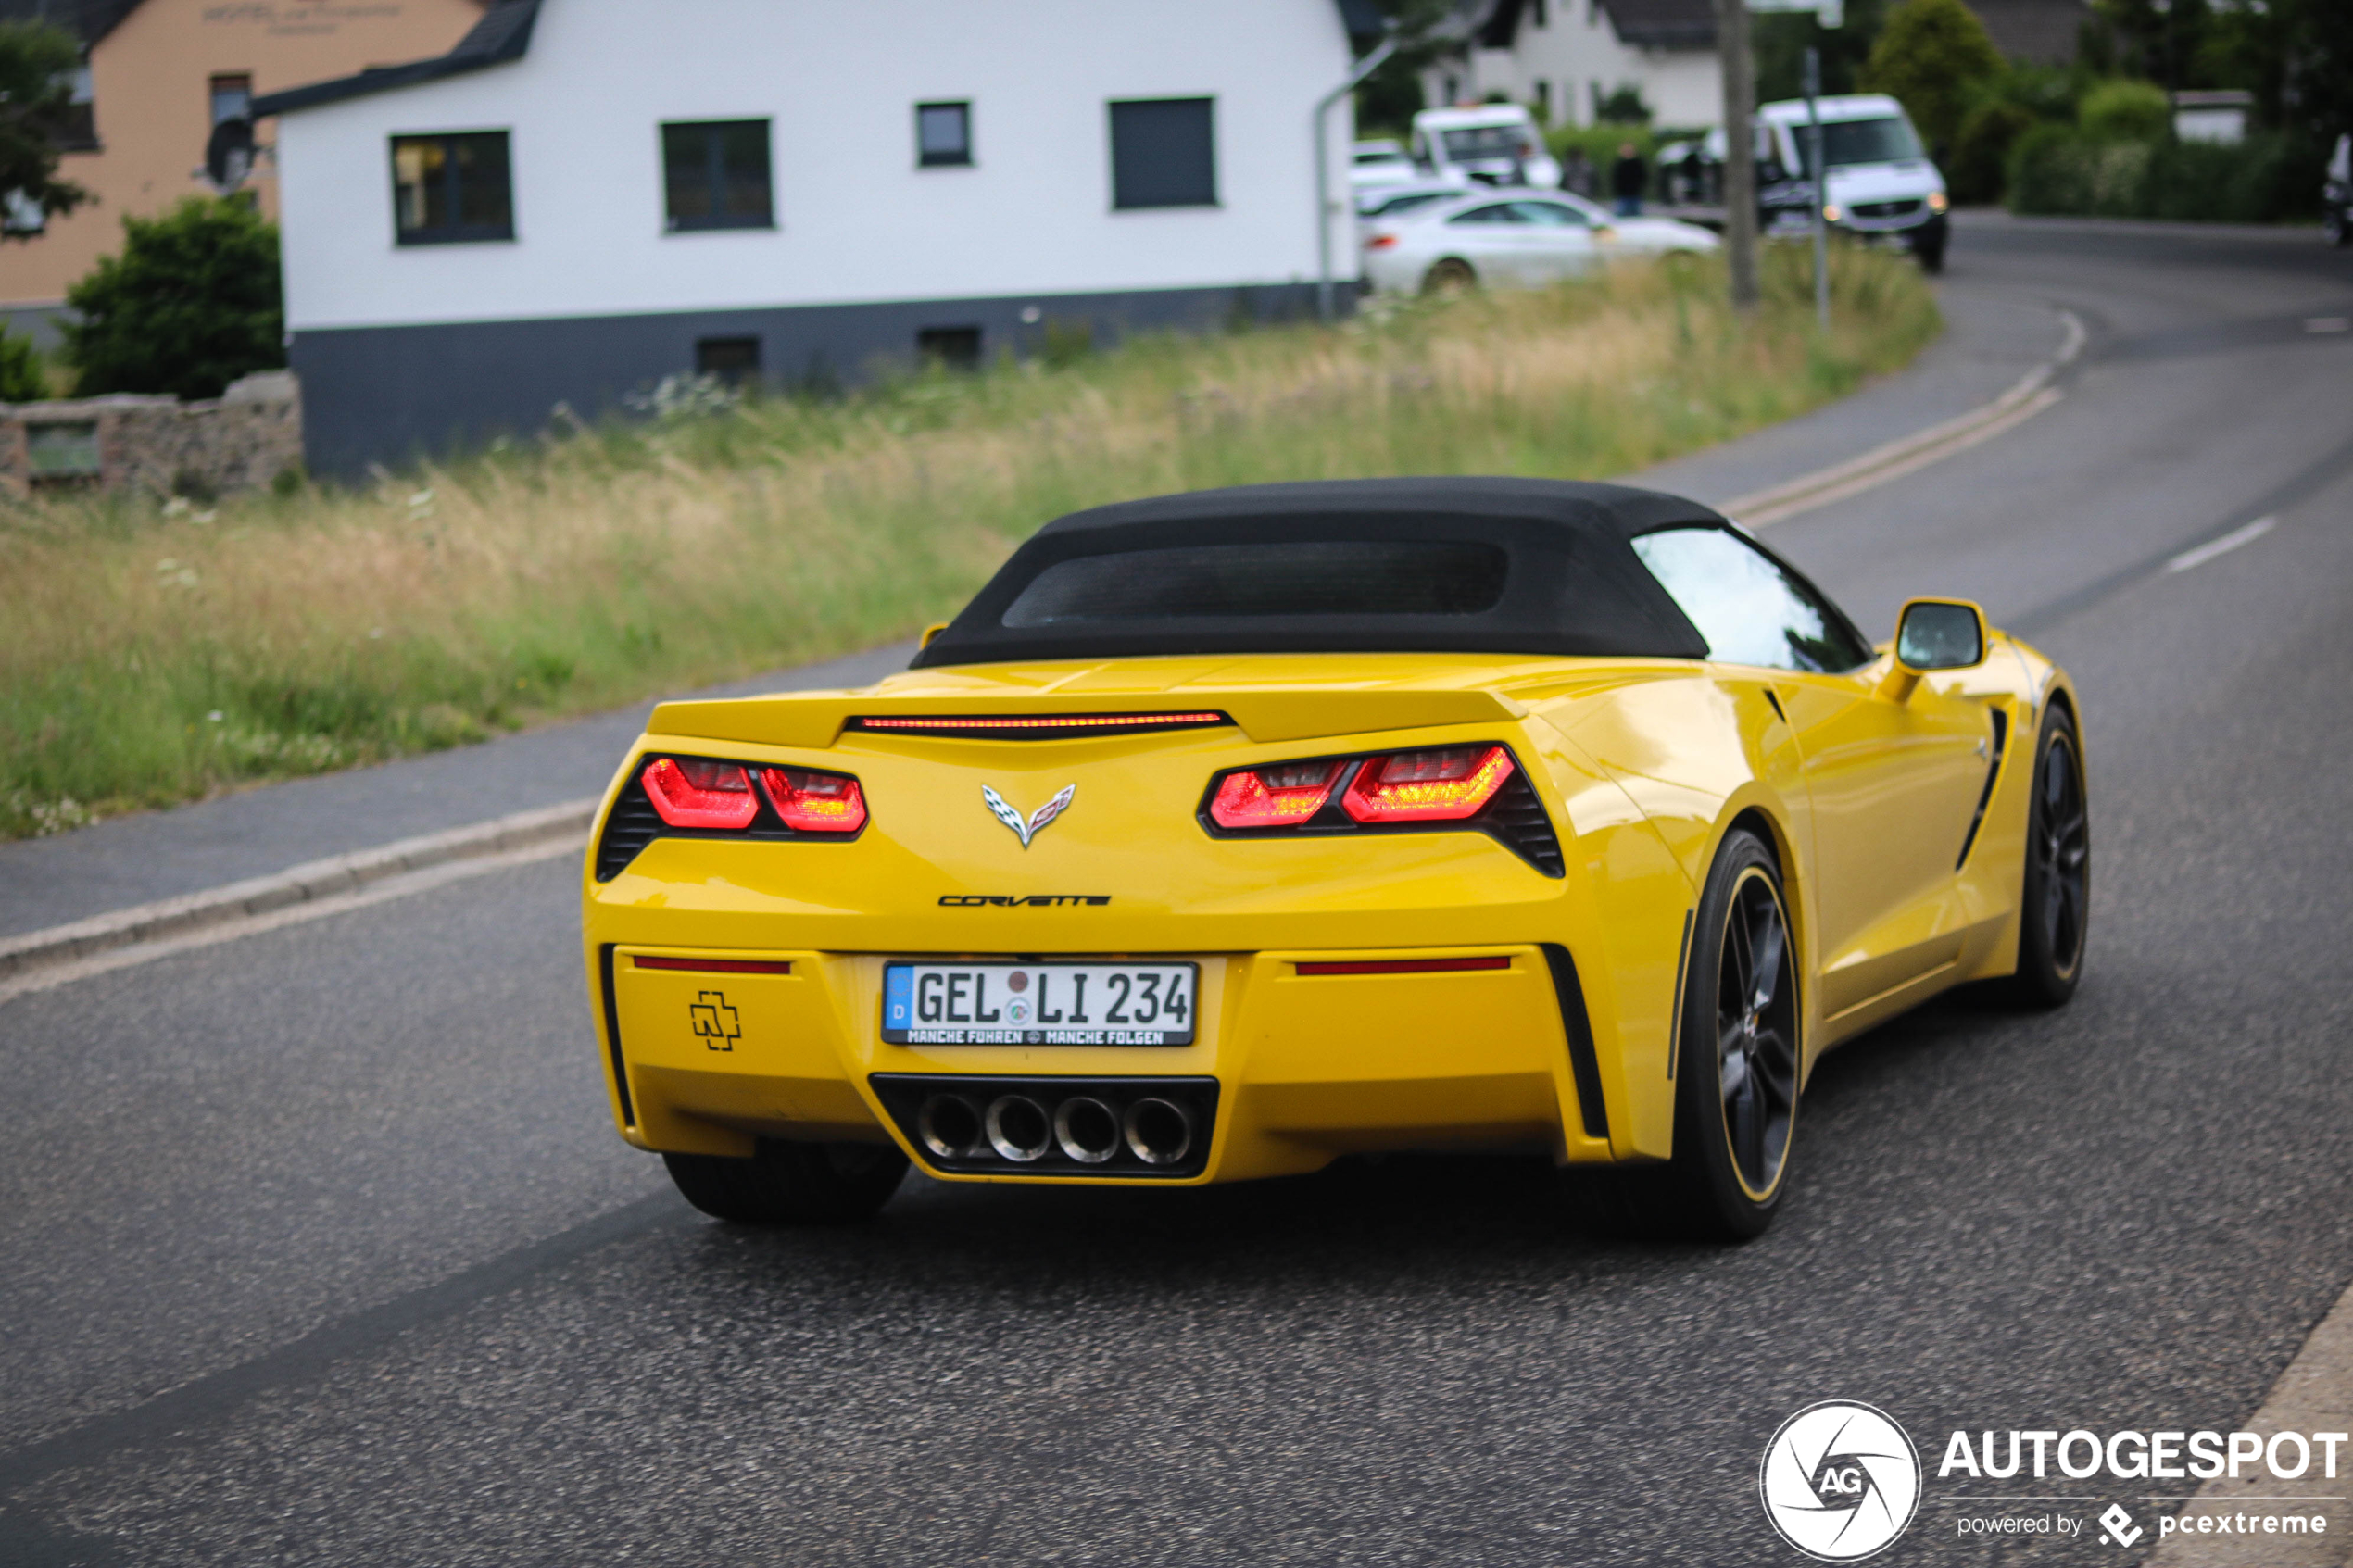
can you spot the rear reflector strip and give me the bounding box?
[1294,956,1512,976]
[632,957,794,975]
[851,711,1229,738]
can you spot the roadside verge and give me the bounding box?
[0,295,2087,1002]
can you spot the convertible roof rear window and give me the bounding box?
[911,478,1728,668]
[1002,541,1508,626]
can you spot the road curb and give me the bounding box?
[0,797,596,985]
[1724,309,2086,528]
[2142,1283,2353,1566]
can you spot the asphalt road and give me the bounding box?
[5,218,2352,1567]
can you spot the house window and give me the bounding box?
[1534,80,1552,120]
[209,73,251,125]
[1533,0,1550,22]
[917,326,982,370]
[391,132,513,244]
[1108,97,1215,210]
[60,65,96,150]
[662,119,773,231]
[696,336,761,384]
[916,102,971,167]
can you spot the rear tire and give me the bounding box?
[1568,827,1799,1241]
[664,1139,908,1224]
[1422,257,1478,295]
[2004,705,2089,1008]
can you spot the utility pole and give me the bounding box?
[1315,28,1401,322]
[1717,0,1760,311]
[1805,45,1828,330]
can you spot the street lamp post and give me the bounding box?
[1315,29,1401,323]
[1806,45,1828,331]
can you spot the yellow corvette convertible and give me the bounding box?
[582,479,2087,1239]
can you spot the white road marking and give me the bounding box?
[1724,308,2086,529]
[2167,516,2276,573]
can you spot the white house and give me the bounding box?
[1424,0,1720,132]
[256,0,1381,476]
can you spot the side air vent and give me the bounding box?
[1954,708,2010,871]
[1483,769,1567,877]
[595,773,666,881]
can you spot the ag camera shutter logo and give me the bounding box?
[1760,1401,1922,1560]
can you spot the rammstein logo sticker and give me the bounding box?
[982,784,1075,848]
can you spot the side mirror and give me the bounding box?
[919,621,951,649]
[1882,598,1987,700]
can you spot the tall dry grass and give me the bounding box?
[0,245,1938,837]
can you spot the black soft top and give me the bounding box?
[911,477,1719,668]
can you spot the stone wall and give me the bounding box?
[0,370,302,500]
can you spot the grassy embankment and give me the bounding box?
[0,245,1939,839]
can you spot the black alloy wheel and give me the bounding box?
[1423,257,1478,295]
[1717,863,1799,1201]
[664,1138,908,1224]
[2008,706,2089,1006]
[1567,826,1799,1241]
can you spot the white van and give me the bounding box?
[1758,94,1948,270]
[1410,105,1561,190]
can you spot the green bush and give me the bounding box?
[0,328,45,403]
[63,197,285,402]
[2007,124,2321,220]
[2078,79,2171,142]
[1859,0,2005,151]
[1949,100,2037,203]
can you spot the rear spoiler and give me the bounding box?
[647,688,1529,750]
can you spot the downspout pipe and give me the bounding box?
[1315,29,1401,322]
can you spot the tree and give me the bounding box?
[0,326,46,401]
[0,19,90,239]
[64,197,284,401]
[1353,0,1456,134]
[1755,0,1891,104]
[1859,0,2005,155]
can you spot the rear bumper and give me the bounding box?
[595,942,1618,1184]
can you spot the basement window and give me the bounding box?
[663,119,774,231]
[916,326,982,370]
[696,336,761,385]
[391,131,513,244]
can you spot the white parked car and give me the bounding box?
[1355,178,1469,221]
[1350,139,1426,195]
[1410,105,1561,190]
[1361,189,1718,295]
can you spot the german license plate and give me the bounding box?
[881,962,1197,1046]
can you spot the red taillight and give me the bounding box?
[642,757,759,830]
[760,767,867,834]
[1208,759,1346,829]
[1365,232,1400,250]
[1341,746,1514,823]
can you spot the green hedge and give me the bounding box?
[2007,128,2322,222]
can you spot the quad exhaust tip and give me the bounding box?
[1124,1098,1194,1165]
[912,1089,1199,1169]
[1053,1097,1120,1164]
[985,1095,1054,1162]
[917,1094,983,1160]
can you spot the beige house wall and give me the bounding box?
[2,0,483,310]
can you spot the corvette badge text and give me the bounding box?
[1760,1402,2347,1557]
